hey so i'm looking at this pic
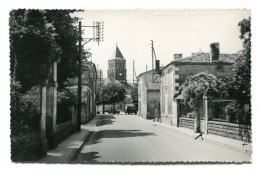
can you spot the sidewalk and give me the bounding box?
[139,116,252,155]
[37,115,100,163]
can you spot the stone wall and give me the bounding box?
[208,121,252,142]
[179,117,195,130]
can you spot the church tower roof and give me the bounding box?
[109,44,125,60]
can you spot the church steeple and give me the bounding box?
[107,44,127,83]
[109,44,125,60]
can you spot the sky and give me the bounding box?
[74,9,250,83]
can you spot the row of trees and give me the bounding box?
[180,17,251,125]
[96,80,126,113]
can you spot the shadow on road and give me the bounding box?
[73,151,101,162]
[84,129,156,147]
[96,114,116,127]
[96,129,155,139]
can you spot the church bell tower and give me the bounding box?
[107,44,127,83]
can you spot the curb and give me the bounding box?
[69,115,101,162]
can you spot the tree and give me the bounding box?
[179,72,221,109]
[10,9,61,93]
[179,72,225,132]
[44,10,81,90]
[232,17,251,106]
[230,17,251,125]
[10,9,81,93]
[96,80,126,113]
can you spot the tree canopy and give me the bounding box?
[10,9,80,93]
[179,72,221,109]
[96,80,126,106]
[231,17,251,106]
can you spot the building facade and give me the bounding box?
[69,60,97,123]
[159,43,236,126]
[138,70,161,119]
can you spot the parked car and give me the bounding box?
[126,106,137,114]
[108,109,120,114]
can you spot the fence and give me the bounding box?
[179,117,195,130]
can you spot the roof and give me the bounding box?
[138,71,161,90]
[109,45,125,60]
[160,52,236,72]
[137,66,164,79]
[177,52,236,63]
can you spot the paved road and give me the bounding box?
[72,114,251,163]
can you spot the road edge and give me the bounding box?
[69,115,101,162]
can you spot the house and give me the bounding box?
[159,42,236,126]
[137,70,161,119]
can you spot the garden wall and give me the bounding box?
[179,117,195,130]
[208,121,252,142]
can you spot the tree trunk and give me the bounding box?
[194,108,201,133]
[102,104,105,114]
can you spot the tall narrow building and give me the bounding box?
[107,44,127,83]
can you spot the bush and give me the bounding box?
[10,80,39,137]
[57,89,77,124]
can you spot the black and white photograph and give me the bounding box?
[1,1,260,172]
[8,8,253,163]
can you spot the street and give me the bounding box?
[72,114,251,163]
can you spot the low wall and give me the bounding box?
[179,117,195,130]
[208,121,252,142]
[11,132,46,162]
[55,121,74,145]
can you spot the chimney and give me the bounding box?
[174,54,183,61]
[210,42,220,61]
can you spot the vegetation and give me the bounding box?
[10,9,81,136]
[10,9,80,93]
[230,17,251,125]
[96,80,126,112]
[179,72,221,109]
[57,89,77,124]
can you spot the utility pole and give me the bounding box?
[146,65,147,72]
[151,40,154,71]
[77,21,104,132]
[77,21,82,132]
[133,60,135,84]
